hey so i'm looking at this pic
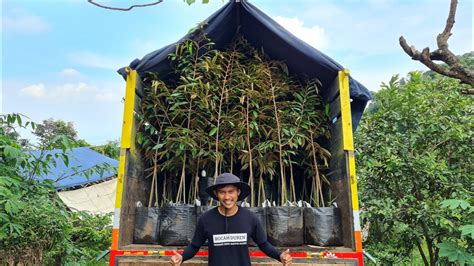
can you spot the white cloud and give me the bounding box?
[17,81,122,103]
[18,82,90,101]
[19,83,46,98]
[94,91,117,102]
[59,68,81,77]
[274,16,329,50]
[131,38,158,53]
[69,51,128,70]
[3,11,49,34]
[51,82,91,99]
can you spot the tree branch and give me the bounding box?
[87,0,164,11]
[416,240,430,266]
[399,0,474,94]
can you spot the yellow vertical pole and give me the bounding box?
[338,69,362,253]
[111,67,137,253]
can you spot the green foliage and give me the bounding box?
[34,118,91,149]
[0,114,112,264]
[356,74,473,265]
[436,199,474,265]
[91,140,120,159]
[184,0,210,5]
[438,242,473,266]
[49,211,112,264]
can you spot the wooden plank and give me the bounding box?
[328,119,353,248]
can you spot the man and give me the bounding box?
[170,173,292,266]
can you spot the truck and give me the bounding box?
[109,1,371,265]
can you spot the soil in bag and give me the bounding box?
[247,207,267,246]
[133,207,160,244]
[304,207,342,246]
[267,207,304,246]
[160,204,196,246]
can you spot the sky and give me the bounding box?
[2,0,473,145]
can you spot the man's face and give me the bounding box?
[215,185,240,210]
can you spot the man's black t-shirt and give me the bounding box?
[181,207,281,266]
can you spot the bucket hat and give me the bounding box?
[205,173,250,201]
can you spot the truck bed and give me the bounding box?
[113,245,358,265]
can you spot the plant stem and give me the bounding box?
[214,48,236,178]
[148,150,158,207]
[288,154,296,203]
[267,64,286,205]
[310,132,323,207]
[246,96,255,207]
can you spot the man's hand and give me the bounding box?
[170,250,182,266]
[280,249,292,265]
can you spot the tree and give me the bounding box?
[356,73,473,265]
[399,0,474,95]
[0,114,112,265]
[34,118,90,149]
[91,140,120,160]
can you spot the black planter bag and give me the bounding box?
[160,204,196,246]
[133,207,160,244]
[266,207,304,246]
[304,207,342,246]
[247,207,266,246]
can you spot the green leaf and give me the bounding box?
[440,199,471,210]
[209,127,218,136]
[438,241,474,265]
[153,143,165,150]
[460,224,474,239]
[17,115,22,127]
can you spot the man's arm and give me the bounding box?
[252,216,281,261]
[181,242,201,261]
[257,241,281,261]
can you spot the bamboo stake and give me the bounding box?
[230,151,234,174]
[147,149,158,207]
[310,132,324,207]
[177,155,187,203]
[214,48,237,178]
[148,122,163,207]
[192,157,200,202]
[258,171,266,207]
[245,95,255,207]
[288,154,296,203]
[163,173,166,205]
[267,65,287,205]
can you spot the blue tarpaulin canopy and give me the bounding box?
[31,147,118,190]
[118,0,371,128]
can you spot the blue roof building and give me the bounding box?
[31,147,118,191]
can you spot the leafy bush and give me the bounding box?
[0,114,112,265]
[356,74,473,265]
